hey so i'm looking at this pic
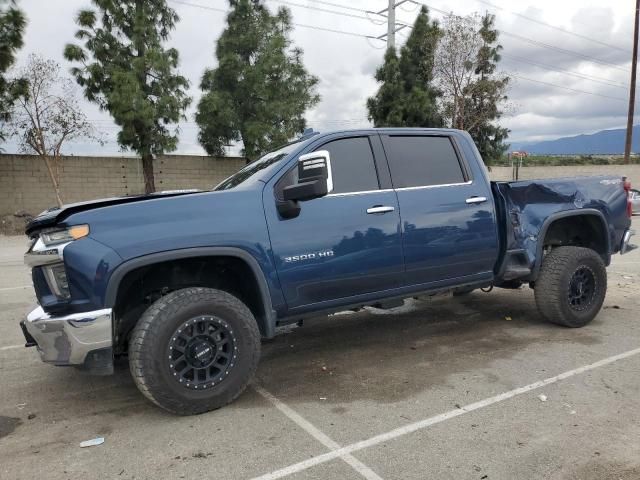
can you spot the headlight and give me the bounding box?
[40,224,90,246]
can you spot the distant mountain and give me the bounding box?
[512,125,640,155]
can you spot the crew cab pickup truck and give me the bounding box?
[21,128,636,415]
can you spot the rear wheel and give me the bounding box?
[129,287,260,415]
[534,246,606,327]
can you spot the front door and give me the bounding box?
[265,135,404,312]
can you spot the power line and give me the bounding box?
[510,74,627,102]
[302,0,633,89]
[304,0,373,14]
[169,0,632,103]
[418,2,631,74]
[168,0,380,40]
[170,0,225,13]
[502,54,629,90]
[500,30,631,74]
[180,0,631,76]
[269,0,370,22]
[474,0,631,54]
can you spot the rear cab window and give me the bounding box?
[382,135,468,188]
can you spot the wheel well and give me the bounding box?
[542,214,608,259]
[112,256,266,353]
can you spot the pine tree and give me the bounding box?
[0,0,27,143]
[196,0,319,161]
[64,0,191,193]
[466,14,510,163]
[366,48,404,127]
[368,6,442,128]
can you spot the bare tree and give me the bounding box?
[435,14,483,129]
[434,13,511,161]
[435,14,510,130]
[11,54,100,207]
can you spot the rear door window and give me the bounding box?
[382,136,466,188]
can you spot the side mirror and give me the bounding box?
[282,150,333,202]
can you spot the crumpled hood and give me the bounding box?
[25,190,202,236]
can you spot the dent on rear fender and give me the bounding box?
[496,178,622,270]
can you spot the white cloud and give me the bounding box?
[5,0,638,153]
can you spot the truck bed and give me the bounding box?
[492,175,631,283]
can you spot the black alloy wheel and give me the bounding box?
[129,287,261,415]
[167,315,238,390]
[567,266,596,311]
[534,246,607,328]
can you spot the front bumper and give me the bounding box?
[620,229,637,255]
[22,306,114,374]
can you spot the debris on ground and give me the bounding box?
[538,394,547,402]
[319,397,327,400]
[192,451,212,458]
[79,437,104,448]
[504,316,512,321]
[27,414,36,420]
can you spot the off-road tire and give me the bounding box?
[129,287,261,415]
[534,246,607,328]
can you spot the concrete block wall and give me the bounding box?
[0,154,246,216]
[1,153,638,217]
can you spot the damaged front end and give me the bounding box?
[21,306,113,375]
[22,226,115,375]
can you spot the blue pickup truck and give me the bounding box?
[22,128,635,414]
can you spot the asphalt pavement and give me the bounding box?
[1,219,639,480]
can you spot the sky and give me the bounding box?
[5,0,638,155]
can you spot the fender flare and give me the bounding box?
[104,247,277,338]
[531,208,610,279]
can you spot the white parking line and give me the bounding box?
[251,346,640,480]
[253,385,384,480]
[0,285,31,292]
[0,344,23,351]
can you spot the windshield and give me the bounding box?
[214,142,300,191]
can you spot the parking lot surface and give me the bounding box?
[1,219,639,480]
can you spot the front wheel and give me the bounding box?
[129,287,261,415]
[534,246,607,328]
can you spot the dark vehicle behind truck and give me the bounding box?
[21,128,635,414]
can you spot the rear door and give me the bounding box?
[265,134,404,311]
[380,134,498,287]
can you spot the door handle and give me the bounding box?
[465,196,488,204]
[367,206,395,214]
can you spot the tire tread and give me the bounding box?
[128,287,260,415]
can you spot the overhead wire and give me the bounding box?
[417,1,631,74]
[169,0,382,40]
[501,54,629,90]
[166,0,633,104]
[474,0,631,54]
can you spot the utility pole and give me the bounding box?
[387,0,396,49]
[371,0,412,49]
[624,0,640,164]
